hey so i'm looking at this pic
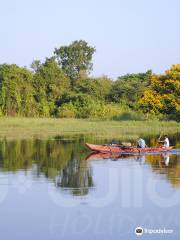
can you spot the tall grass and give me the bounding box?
[0,117,179,140]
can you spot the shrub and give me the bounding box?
[57,100,132,119]
[113,110,146,121]
[57,103,77,118]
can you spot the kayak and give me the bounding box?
[85,143,173,154]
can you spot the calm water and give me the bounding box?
[0,135,180,240]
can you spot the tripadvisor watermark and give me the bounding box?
[135,226,174,236]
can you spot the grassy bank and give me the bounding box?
[0,117,179,140]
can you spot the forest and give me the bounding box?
[0,40,179,121]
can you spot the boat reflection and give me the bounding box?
[86,151,173,167]
[85,152,134,161]
[86,152,147,163]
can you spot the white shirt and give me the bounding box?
[164,137,169,147]
[137,138,146,148]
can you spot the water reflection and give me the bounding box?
[162,152,170,166]
[0,139,93,196]
[0,137,179,196]
[87,151,180,188]
[56,153,94,196]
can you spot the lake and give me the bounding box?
[0,134,180,240]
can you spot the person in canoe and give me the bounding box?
[137,138,147,148]
[159,135,170,148]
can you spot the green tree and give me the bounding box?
[0,64,37,116]
[109,71,152,107]
[74,76,113,101]
[57,93,124,119]
[54,40,96,86]
[32,58,70,116]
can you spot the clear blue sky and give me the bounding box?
[0,0,179,78]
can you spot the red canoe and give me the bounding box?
[85,143,173,154]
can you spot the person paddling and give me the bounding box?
[159,135,170,148]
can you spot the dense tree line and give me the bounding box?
[0,40,179,120]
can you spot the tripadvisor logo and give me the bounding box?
[135,227,143,236]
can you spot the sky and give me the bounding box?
[0,0,179,79]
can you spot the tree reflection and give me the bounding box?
[0,135,179,193]
[0,138,93,196]
[55,152,94,196]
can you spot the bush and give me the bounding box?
[113,110,146,121]
[57,99,132,119]
[56,103,77,118]
[57,93,102,118]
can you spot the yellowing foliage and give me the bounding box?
[139,90,163,114]
[139,64,180,120]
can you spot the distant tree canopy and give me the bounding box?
[0,40,179,120]
[32,58,70,116]
[74,76,113,101]
[109,71,152,107]
[54,40,96,86]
